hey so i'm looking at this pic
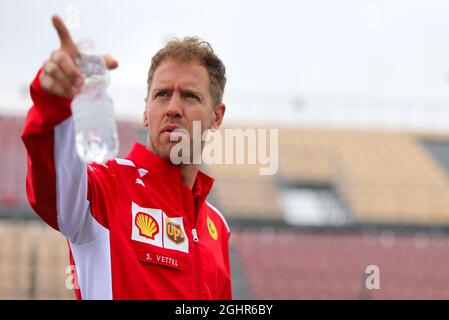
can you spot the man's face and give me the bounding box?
[143,59,225,162]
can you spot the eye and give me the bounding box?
[184,92,200,102]
[154,90,169,98]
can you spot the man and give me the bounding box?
[21,15,232,300]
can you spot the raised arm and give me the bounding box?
[21,15,118,241]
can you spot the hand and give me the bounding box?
[39,15,118,99]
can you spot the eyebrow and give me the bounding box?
[152,86,204,100]
[182,89,203,100]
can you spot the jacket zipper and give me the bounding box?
[191,228,200,299]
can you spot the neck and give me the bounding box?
[180,164,199,189]
[145,140,200,189]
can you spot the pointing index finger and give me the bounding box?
[51,15,79,57]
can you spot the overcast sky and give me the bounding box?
[1,0,449,124]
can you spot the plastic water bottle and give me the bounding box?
[71,52,119,163]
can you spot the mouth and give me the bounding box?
[161,124,186,141]
[161,124,181,134]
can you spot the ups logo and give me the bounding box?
[166,218,185,244]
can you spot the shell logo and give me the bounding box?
[207,216,218,240]
[135,212,159,240]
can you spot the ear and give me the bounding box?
[209,103,225,130]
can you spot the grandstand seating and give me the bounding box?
[233,228,449,299]
[0,220,74,299]
[4,116,449,225]
[276,128,449,224]
[3,115,449,299]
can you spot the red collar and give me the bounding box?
[126,142,214,201]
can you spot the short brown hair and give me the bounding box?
[147,36,226,106]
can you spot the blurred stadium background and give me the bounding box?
[3,95,449,299]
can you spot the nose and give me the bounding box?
[165,93,183,118]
